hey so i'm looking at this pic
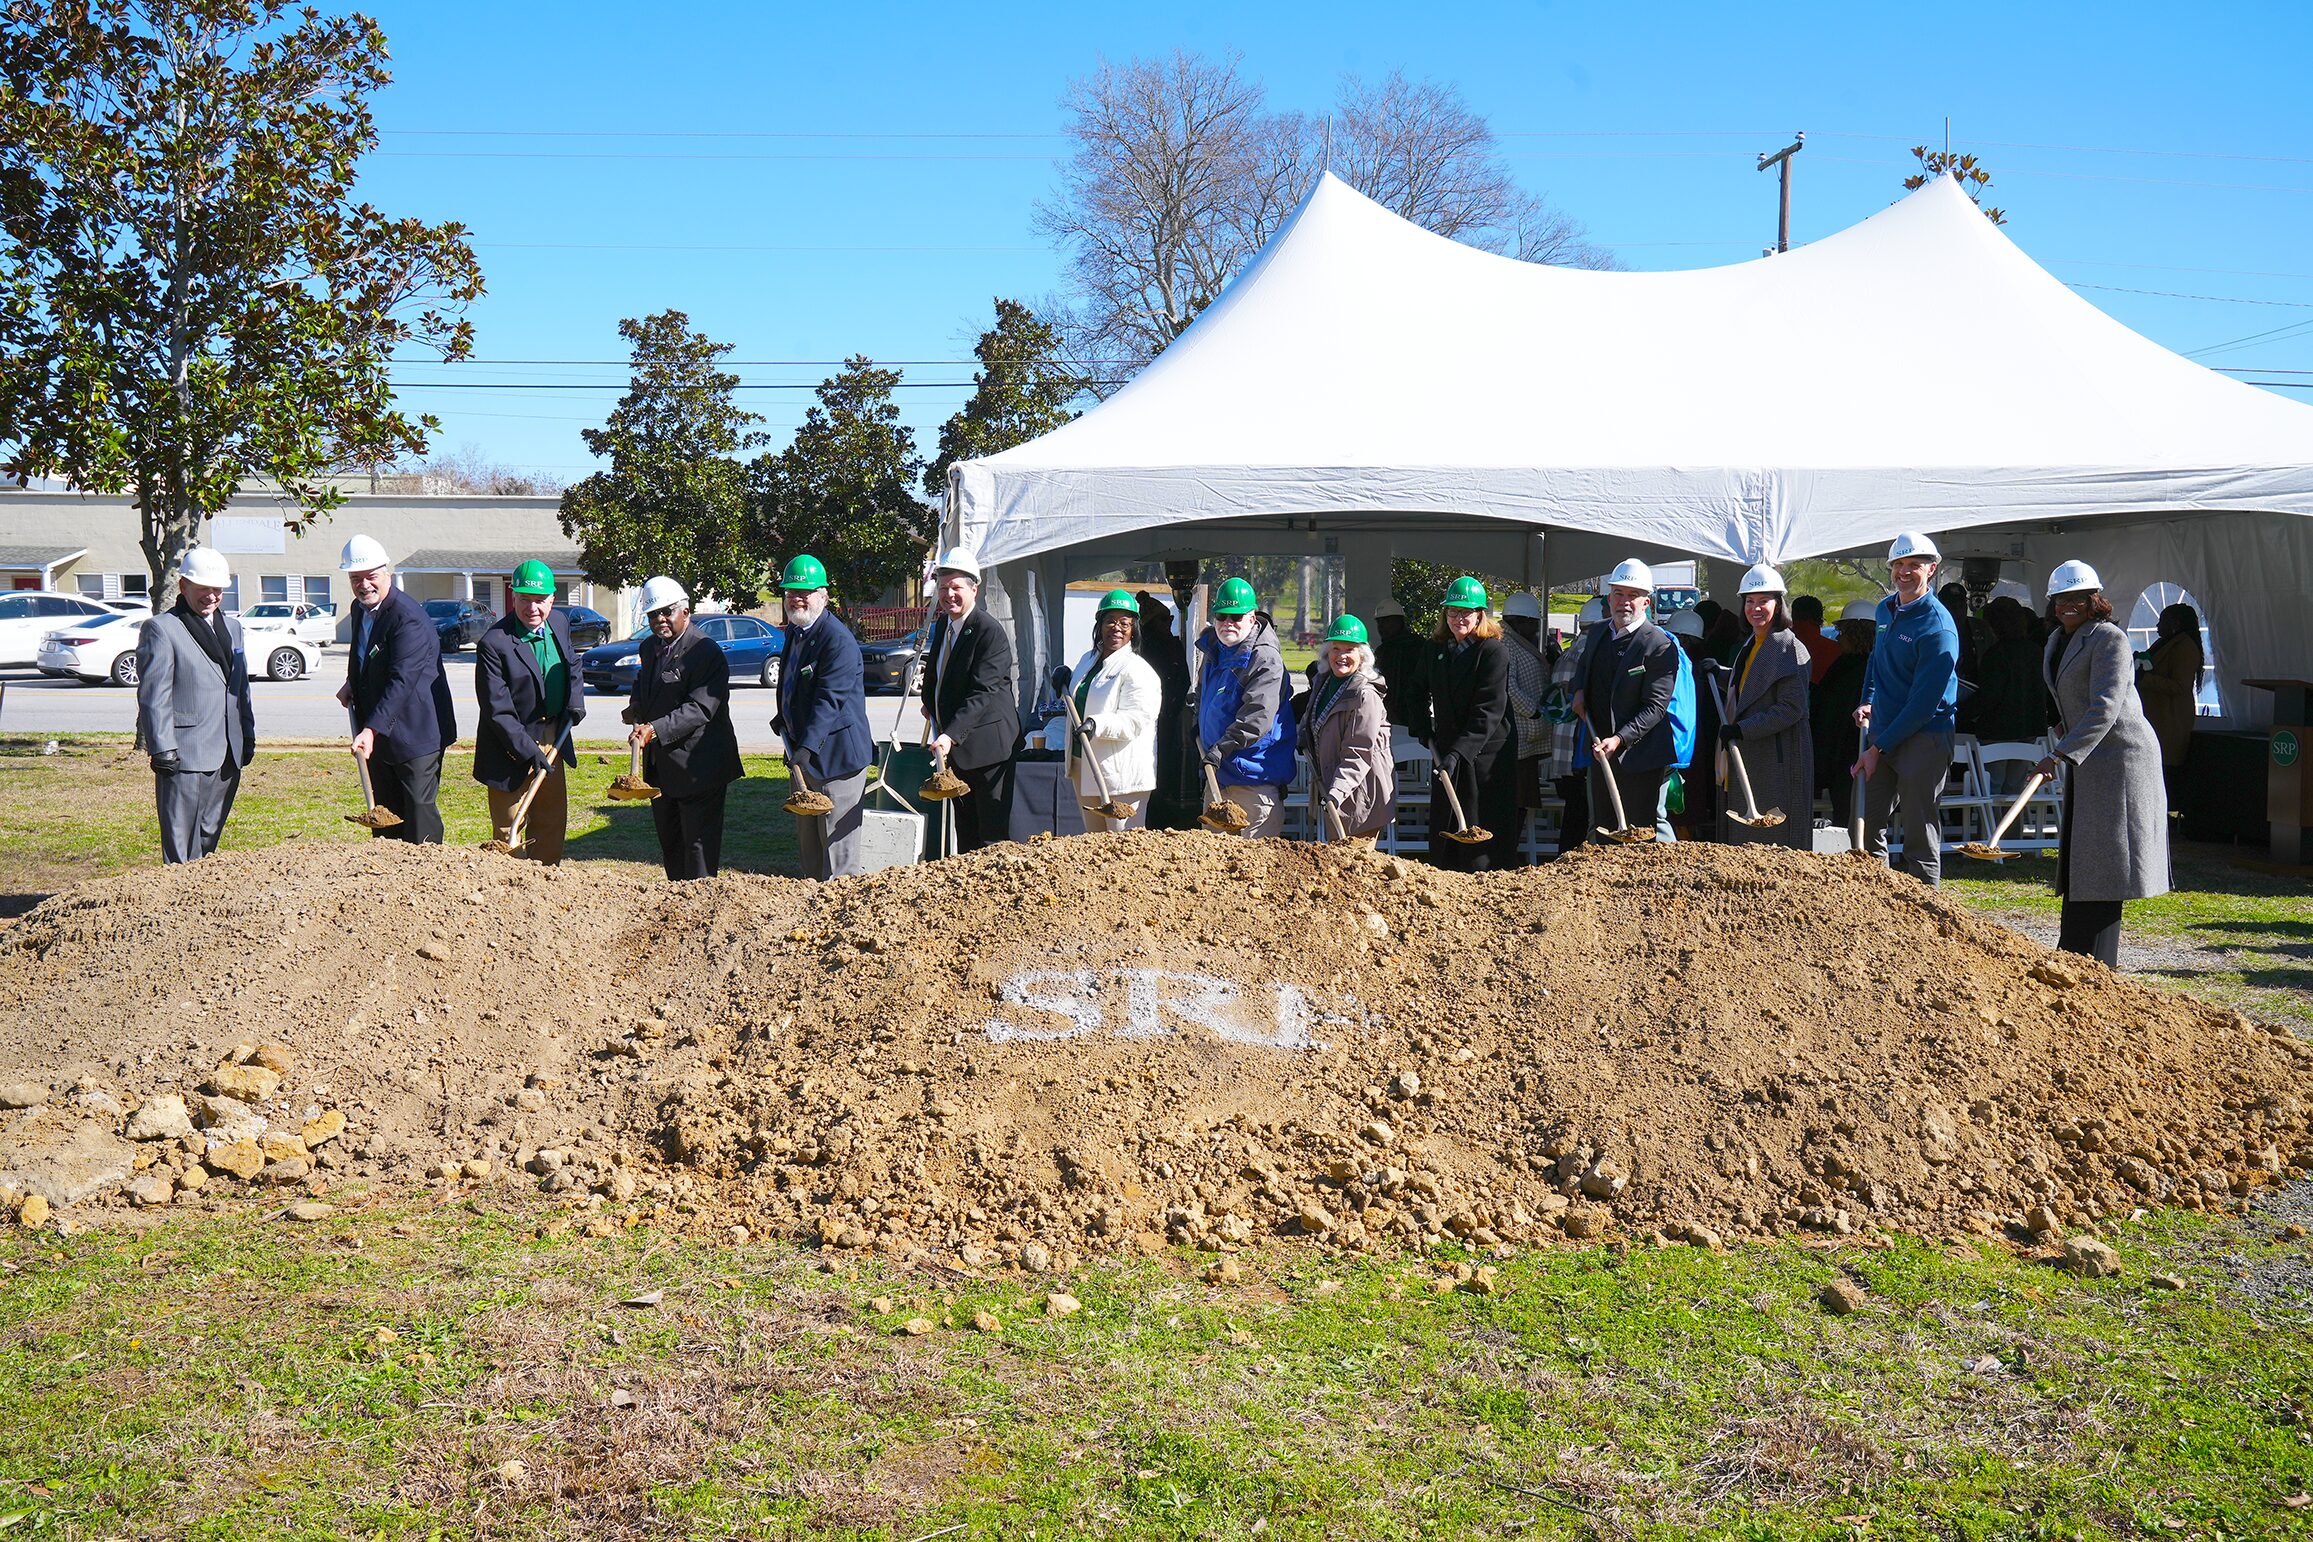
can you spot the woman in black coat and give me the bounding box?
[1427,577,1518,870]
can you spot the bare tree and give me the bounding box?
[406,443,563,495]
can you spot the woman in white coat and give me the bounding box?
[1063,588,1164,832]
[2035,560,2170,966]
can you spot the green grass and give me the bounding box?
[0,734,801,911]
[3,1199,2311,1538]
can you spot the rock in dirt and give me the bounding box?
[203,1066,279,1104]
[2060,1236,2123,1279]
[125,1174,173,1208]
[206,1141,264,1181]
[124,1094,195,1142]
[1045,1292,1082,1319]
[1820,1278,1867,1316]
[0,1081,49,1110]
[1,1119,135,1207]
[16,1192,49,1228]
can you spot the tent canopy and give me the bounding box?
[952,173,2313,570]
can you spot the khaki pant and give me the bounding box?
[486,734,568,864]
[1220,782,1285,839]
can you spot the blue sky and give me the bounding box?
[354,0,2313,483]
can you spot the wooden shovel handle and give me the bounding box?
[1060,688,1120,806]
[629,739,645,780]
[1724,736,1764,821]
[1436,767,1472,834]
[353,745,378,807]
[505,736,563,833]
[1587,725,1630,831]
[1983,771,2048,848]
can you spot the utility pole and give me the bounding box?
[1757,131,1805,254]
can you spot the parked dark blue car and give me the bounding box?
[580,612,786,696]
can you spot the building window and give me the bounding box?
[304,575,332,610]
[473,576,495,610]
[261,575,289,604]
[121,573,148,597]
[221,578,240,614]
[77,575,104,599]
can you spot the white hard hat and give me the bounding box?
[1502,592,1543,620]
[638,575,688,614]
[932,545,982,582]
[1606,558,1655,593]
[179,546,232,588]
[1839,598,1882,623]
[2045,559,2102,598]
[1663,609,1705,639]
[339,534,390,573]
[1373,600,1406,620]
[1577,597,1606,626]
[1988,579,2033,606]
[1887,531,1940,563]
[1737,563,1786,595]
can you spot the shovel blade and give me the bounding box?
[1752,810,1787,828]
[1200,803,1249,833]
[479,838,518,856]
[1956,842,2014,863]
[785,792,835,817]
[1443,827,1490,844]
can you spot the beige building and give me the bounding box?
[0,485,632,637]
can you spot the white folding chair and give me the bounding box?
[1386,740,1433,854]
[1975,740,2058,852]
[1938,733,1993,846]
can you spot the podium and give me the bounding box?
[2244,679,2313,865]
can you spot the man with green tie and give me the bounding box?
[474,560,587,863]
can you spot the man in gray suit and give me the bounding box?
[135,545,256,863]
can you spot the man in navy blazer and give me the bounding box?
[335,536,456,843]
[473,560,587,864]
[918,546,1020,852]
[771,554,873,880]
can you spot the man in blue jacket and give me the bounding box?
[336,535,456,843]
[473,559,585,864]
[773,554,873,880]
[1195,577,1296,837]
[1854,531,1960,884]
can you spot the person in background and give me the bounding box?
[2136,601,2205,811]
[136,545,256,863]
[1716,564,1813,850]
[1570,560,1680,845]
[1195,577,1296,837]
[337,534,455,843]
[1814,600,1875,827]
[1855,533,1960,885]
[1542,597,1599,855]
[1790,595,1838,685]
[920,546,1021,852]
[774,554,872,879]
[1938,580,1983,687]
[1062,588,1163,833]
[1500,592,1551,839]
[1298,615,1394,842]
[1427,576,1517,869]
[1134,592,1193,829]
[1958,596,2052,792]
[1660,609,1716,838]
[1373,600,1432,743]
[1701,604,1748,667]
[625,576,741,880]
[2036,561,2169,965]
[474,559,585,865]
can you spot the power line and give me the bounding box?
[2069,282,2313,308]
[2185,318,2313,357]
[475,241,1041,253]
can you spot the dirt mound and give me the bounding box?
[2,835,2308,1258]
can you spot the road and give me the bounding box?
[0,649,932,753]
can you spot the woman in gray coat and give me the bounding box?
[2035,560,2169,966]
[1297,615,1395,841]
[1716,564,1814,849]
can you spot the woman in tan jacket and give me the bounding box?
[2135,601,2203,808]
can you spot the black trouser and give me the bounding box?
[1433,750,1520,871]
[950,759,1014,853]
[1551,774,1589,858]
[652,786,727,879]
[369,752,444,844]
[2058,900,2123,967]
[1586,762,1664,845]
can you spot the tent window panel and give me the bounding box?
[2128,582,2219,717]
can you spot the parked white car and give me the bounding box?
[237,600,337,647]
[36,614,322,685]
[0,590,118,666]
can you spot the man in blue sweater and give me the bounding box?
[1853,531,1960,884]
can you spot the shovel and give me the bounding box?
[782,748,835,818]
[1587,725,1654,844]
[607,739,661,801]
[1434,763,1490,845]
[1721,737,1785,830]
[481,734,566,856]
[1322,800,1349,844]
[1847,766,1870,857]
[1198,762,1250,832]
[918,740,968,802]
[1057,688,1133,823]
[1956,772,2048,863]
[343,738,403,830]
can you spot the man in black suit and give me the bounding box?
[1569,558,1681,844]
[336,535,456,843]
[622,576,741,879]
[772,554,873,880]
[918,547,1019,853]
[474,559,586,864]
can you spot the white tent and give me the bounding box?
[951,172,2313,722]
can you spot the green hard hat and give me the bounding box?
[511,559,555,597]
[1212,576,1258,615]
[780,554,828,591]
[1324,614,1369,645]
[1443,575,1489,610]
[1096,586,1139,617]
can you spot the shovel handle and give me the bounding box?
[1587,724,1631,832]
[353,744,378,808]
[1850,768,1866,852]
[1724,736,1765,822]
[1202,760,1226,808]
[505,735,563,834]
[1059,686,1121,807]
[1982,771,2048,849]
[1436,766,1473,835]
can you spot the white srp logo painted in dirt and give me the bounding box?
[983,969,1351,1051]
